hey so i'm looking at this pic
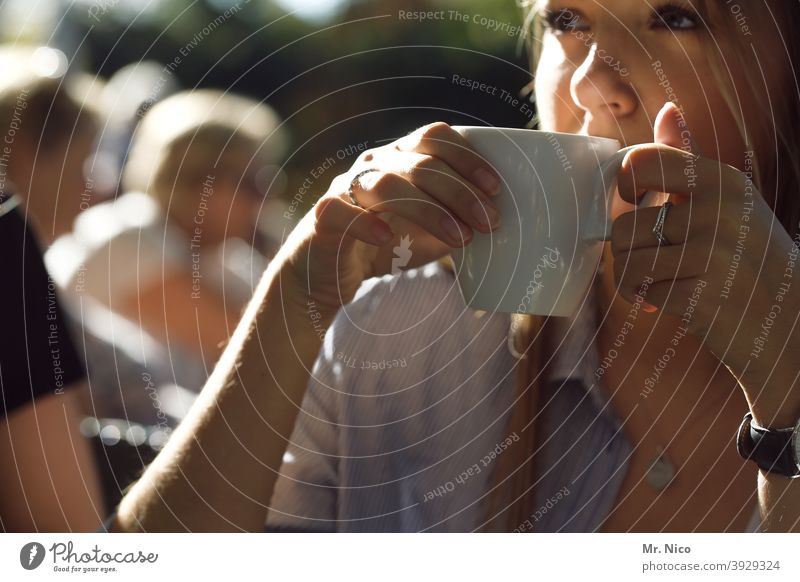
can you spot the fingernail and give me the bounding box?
[372,222,393,244]
[642,302,657,313]
[441,215,470,244]
[474,168,500,196]
[473,200,501,229]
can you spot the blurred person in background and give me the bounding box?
[0,45,98,244]
[49,89,288,399]
[0,192,104,532]
[0,46,177,430]
[90,60,182,200]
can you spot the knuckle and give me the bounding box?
[616,167,636,196]
[419,121,451,142]
[329,173,349,192]
[314,195,337,222]
[409,154,444,179]
[368,171,397,192]
[620,147,654,185]
[621,146,648,170]
[356,148,377,164]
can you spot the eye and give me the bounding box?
[540,8,590,35]
[652,2,699,31]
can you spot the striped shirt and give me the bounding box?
[266,261,761,532]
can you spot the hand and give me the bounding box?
[276,122,502,315]
[609,102,800,425]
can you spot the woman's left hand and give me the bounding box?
[610,101,800,427]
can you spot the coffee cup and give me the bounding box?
[450,126,654,317]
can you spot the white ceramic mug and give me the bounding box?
[450,126,654,317]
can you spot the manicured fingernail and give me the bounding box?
[474,168,500,196]
[642,302,657,313]
[440,215,470,244]
[473,200,501,229]
[372,222,393,244]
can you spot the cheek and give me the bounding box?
[534,41,580,132]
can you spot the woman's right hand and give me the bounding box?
[278,122,503,316]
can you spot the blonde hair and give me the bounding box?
[450,0,800,531]
[123,89,288,211]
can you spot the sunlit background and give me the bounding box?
[0,0,531,218]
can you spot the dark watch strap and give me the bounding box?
[736,412,800,477]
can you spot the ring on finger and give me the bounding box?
[347,169,382,210]
[652,201,673,246]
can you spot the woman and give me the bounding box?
[112,0,800,532]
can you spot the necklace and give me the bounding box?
[636,383,730,491]
[646,445,675,491]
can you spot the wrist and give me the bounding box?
[261,263,340,343]
[748,382,800,430]
[751,401,800,430]
[740,364,800,429]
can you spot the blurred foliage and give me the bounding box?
[52,0,535,217]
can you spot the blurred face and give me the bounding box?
[17,127,95,242]
[532,0,777,217]
[170,144,267,247]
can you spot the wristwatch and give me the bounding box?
[736,411,800,478]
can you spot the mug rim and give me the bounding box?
[451,125,621,147]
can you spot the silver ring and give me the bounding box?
[347,169,381,209]
[652,201,673,245]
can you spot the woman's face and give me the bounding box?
[533,0,775,216]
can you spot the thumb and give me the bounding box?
[653,101,700,205]
[654,101,702,156]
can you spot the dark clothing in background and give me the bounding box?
[0,194,85,418]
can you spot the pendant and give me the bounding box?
[646,446,675,491]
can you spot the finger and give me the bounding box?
[314,195,394,247]
[610,199,696,253]
[399,152,501,234]
[612,243,707,304]
[644,277,710,320]
[350,170,474,247]
[395,122,501,196]
[617,144,726,206]
[653,102,701,206]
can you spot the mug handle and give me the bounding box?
[583,144,659,242]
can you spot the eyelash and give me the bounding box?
[654,1,699,31]
[540,9,586,34]
[540,2,699,35]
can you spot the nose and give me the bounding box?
[570,43,637,130]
